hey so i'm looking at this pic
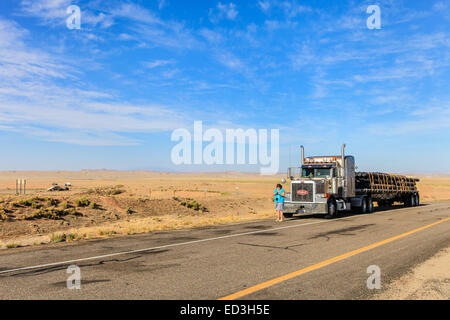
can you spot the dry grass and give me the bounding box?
[0,211,273,248]
[416,176,450,202]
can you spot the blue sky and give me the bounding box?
[0,0,449,173]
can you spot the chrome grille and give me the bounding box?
[291,183,314,202]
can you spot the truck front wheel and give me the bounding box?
[283,212,293,218]
[325,200,337,219]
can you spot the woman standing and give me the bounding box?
[273,184,285,222]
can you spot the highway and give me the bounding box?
[0,201,449,299]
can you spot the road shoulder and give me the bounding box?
[372,246,450,300]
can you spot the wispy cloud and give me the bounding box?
[215,51,244,70]
[258,1,271,13]
[0,17,188,146]
[142,60,176,69]
[19,0,72,22]
[209,2,238,23]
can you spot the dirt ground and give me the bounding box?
[0,171,449,249]
[0,171,281,248]
[372,246,450,300]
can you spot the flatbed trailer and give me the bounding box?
[355,172,419,206]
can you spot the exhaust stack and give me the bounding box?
[301,145,305,165]
[341,144,346,169]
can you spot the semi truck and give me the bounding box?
[283,145,420,218]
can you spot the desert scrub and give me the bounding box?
[45,197,59,206]
[6,243,19,248]
[31,200,40,209]
[97,230,117,236]
[67,207,82,216]
[88,186,125,196]
[50,233,66,243]
[25,207,64,220]
[18,199,33,206]
[10,201,21,208]
[25,207,81,220]
[126,207,134,215]
[60,201,69,209]
[51,232,84,243]
[180,199,208,212]
[0,209,8,221]
[88,201,100,209]
[75,196,90,207]
[66,233,83,242]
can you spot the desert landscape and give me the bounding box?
[1,170,449,249]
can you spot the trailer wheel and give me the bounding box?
[359,197,367,214]
[404,194,415,207]
[411,194,415,207]
[415,194,420,206]
[367,198,374,213]
[325,200,337,219]
[283,212,293,218]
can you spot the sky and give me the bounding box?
[0,0,449,173]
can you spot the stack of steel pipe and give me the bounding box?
[355,172,419,194]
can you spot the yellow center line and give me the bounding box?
[219,217,450,300]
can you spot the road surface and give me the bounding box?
[0,201,449,299]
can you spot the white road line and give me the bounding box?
[0,204,441,275]
[0,218,344,275]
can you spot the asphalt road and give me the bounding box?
[0,201,449,299]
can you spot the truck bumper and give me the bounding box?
[284,202,327,214]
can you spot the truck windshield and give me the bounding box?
[302,168,331,178]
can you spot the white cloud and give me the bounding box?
[19,0,72,21]
[216,51,244,69]
[158,0,167,10]
[109,2,163,25]
[209,2,238,23]
[279,1,311,18]
[18,1,163,30]
[142,60,176,69]
[199,28,224,43]
[258,1,271,13]
[258,0,311,18]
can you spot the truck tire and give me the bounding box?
[283,212,293,218]
[359,197,367,214]
[367,197,374,213]
[405,194,415,207]
[325,200,337,219]
[415,194,420,206]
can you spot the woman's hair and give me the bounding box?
[276,184,282,189]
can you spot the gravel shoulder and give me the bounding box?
[373,246,450,300]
